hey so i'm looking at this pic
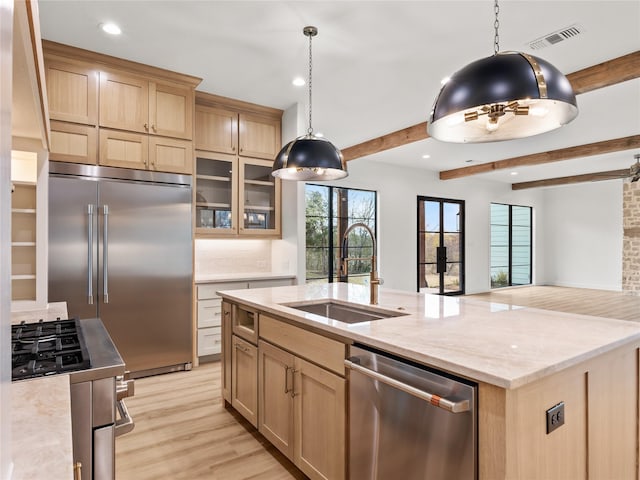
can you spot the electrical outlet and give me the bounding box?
[546,401,565,434]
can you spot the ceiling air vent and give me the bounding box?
[527,24,583,50]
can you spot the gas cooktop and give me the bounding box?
[11,318,91,381]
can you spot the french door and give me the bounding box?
[417,196,465,295]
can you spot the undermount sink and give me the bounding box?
[285,300,408,324]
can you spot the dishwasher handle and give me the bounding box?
[345,358,470,413]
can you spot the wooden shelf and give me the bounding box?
[196,202,231,209]
[196,174,231,182]
[11,208,36,214]
[12,274,36,280]
[244,205,275,212]
[12,242,36,247]
[245,179,275,187]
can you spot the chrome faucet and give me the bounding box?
[340,222,382,305]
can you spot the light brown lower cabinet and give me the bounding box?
[231,335,258,427]
[258,340,346,480]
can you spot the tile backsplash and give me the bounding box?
[195,239,272,275]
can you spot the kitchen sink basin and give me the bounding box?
[285,300,408,324]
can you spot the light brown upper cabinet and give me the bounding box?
[45,59,98,125]
[100,71,193,140]
[195,105,238,155]
[43,40,201,174]
[194,93,282,161]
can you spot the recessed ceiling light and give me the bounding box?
[422,154,431,159]
[100,22,122,35]
[510,171,519,176]
[292,77,305,87]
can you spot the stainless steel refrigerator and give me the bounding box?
[48,162,193,377]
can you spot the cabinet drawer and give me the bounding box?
[198,326,221,356]
[198,298,222,328]
[197,281,248,300]
[259,314,346,376]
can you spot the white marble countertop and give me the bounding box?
[195,272,296,284]
[11,375,73,480]
[218,283,640,389]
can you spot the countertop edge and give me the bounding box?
[219,287,640,390]
[194,272,296,284]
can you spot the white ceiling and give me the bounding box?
[37,0,640,186]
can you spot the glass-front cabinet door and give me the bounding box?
[239,158,281,236]
[194,151,237,235]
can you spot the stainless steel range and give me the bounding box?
[11,317,134,480]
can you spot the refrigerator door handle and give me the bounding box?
[103,204,109,304]
[87,204,94,304]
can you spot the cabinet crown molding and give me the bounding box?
[196,90,283,119]
[42,39,202,88]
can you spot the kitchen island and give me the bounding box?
[219,283,640,480]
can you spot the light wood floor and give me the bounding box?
[115,361,307,480]
[468,285,640,322]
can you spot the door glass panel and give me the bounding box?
[443,263,461,293]
[443,233,460,262]
[420,263,440,293]
[423,201,440,231]
[443,203,461,232]
[422,233,440,262]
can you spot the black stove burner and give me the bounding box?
[11,318,91,380]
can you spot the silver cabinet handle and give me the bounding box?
[103,205,109,304]
[115,399,135,436]
[87,204,94,305]
[344,359,470,413]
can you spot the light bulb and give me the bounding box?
[486,119,500,132]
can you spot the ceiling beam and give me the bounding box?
[341,50,640,162]
[439,135,640,180]
[511,169,629,190]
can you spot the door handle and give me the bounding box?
[436,246,447,274]
[344,359,470,413]
[103,205,109,303]
[87,204,94,305]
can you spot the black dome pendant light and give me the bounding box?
[272,26,347,181]
[428,0,578,143]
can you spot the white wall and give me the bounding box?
[542,180,623,291]
[292,159,545,294]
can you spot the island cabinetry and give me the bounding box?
[222,301,232,402]
[258,314,346,480]
[478,343,639,480]
[231,335,258,427]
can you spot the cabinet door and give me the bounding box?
[45,60,98,125]
[238,113,281,159]
[258,341,295,458]
[49,121,97,165]
[149,136,193,174]
[194,151,238,235]
[99,129,148,170]
[99,71,149,133]
[294,357,346,480]
[150,82,193,140]
[239,158,281,237]
[231,335,258,427]
[195,105,238,154]
[222,301,232,403]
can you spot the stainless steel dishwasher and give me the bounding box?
[346,345,477,480]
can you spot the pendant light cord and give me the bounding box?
[493,0,500,55]
[307,31,313,135]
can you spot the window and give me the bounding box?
[305,185,377,284]
[490,203,532,288]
